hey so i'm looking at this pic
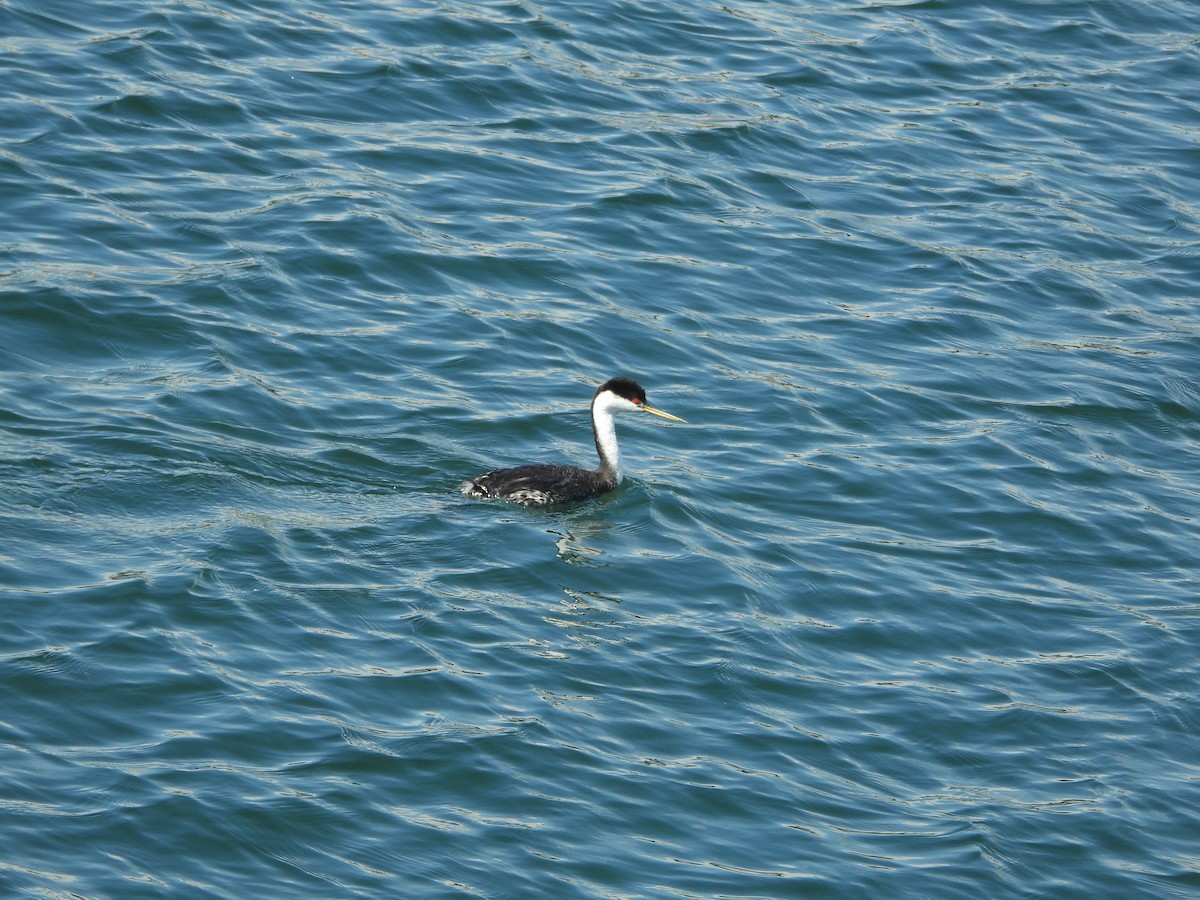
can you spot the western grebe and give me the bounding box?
[461,376,686,507]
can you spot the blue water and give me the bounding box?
[3,0,1199,896]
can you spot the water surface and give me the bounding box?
[2,0,1199,896]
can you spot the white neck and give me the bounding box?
[591,391,627,482]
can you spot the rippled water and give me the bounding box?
[3,0,1199,896]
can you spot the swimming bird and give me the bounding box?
[461,376,685,507]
